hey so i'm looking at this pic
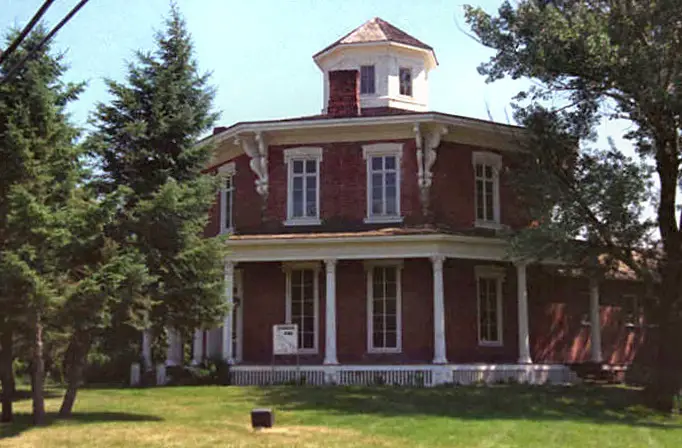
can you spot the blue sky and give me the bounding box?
[2,0,634,151]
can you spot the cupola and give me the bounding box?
[314,17,438,115]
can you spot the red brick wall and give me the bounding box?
[443,259,519,363]
[430,142,524,231]
[327,70,360,118]
[207,139,534,235]
[239,259,649,365]
[528,268,649,365]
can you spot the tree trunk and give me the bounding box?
[58,334,91,418]
[0,328,14,423]
[31,310,46,425]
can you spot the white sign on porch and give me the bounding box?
[273,324,298,355]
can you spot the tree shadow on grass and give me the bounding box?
[256,384,682,430]
[0,411,162,440]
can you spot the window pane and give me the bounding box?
[385,331,397,348]
[293,160,303,174]
[399,68,412,96]
[360,65,375,94]
[305,160,316,174]
[371,156,383,171]
[373,332,384,348]
[373,315,385,332]
[385,316,397,332]
[303,332,314,349]
[385,156,396,170]
[385,187,397,215]
[476,164,483,177]
[293,192,303,217]
[476,180,484,220]
[385,298,396,315]
[485,185,494,221]
[485,165,493,179]
[385,171,396,187]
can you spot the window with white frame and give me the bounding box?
[285,266,319,353]
[367,263,401,352]
[219,162,236,233]
[472,152,502,227]
[399,67,412,96]
[363,143,403,223]
[360,65,375,95]
[476,267,504,345]
[284,147,322,225]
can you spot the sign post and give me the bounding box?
[272,324,299,384]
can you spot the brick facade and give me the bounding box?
[236,259,647,365]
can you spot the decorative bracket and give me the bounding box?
[414,124,448,215]
[235,132,269,201]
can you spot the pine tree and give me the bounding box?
[0,27,83,425]
[89,5,227,361]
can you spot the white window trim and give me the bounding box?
[219,162,236,234]
[475,265,505,347]
[472,151,502,228]
[283,261,320,355]
[365,260,403,354]
[363,143,404,224]
[284,147,323,226]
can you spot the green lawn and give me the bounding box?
[1,384,681,447]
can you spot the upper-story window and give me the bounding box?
[476,266,505,346]
[360,65,375,95]
[219,162,236,233]
[399,67,412,96]
[284,147,323,226]
[362,143,403,223]
[472,151,502,228]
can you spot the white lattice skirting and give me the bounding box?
[229,364,579,387]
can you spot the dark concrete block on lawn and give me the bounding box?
[251,408,274,429]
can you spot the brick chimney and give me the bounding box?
[327,70,360,117]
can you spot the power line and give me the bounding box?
[0,0,56,66]
[0,0,90,87]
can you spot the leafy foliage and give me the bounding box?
[465,0,682,410]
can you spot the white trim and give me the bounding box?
[228,363,579,386]
[210,113,523,148]
[284,147,323,226]
[284,263,320,354]
[472,151,502,227]
[476,265,505,347]
[283,146,323,163]
[362,143,404,160]
[366,262,403,354]
[219,162,236,234]
[227,233,512,263]
[363,143,403,222]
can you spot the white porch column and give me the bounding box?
[589,277,603,363]
[516,262,532,364]
[142,329,152,371]
[222,261,235,363]
[324,259,338,365]
[431,255,448,364]
[192,330,204,365]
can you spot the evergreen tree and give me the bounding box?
[465,0,682,411]
[0,27,83,424]
[89,5,227,359]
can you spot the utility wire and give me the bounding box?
[0,0,90,87]
[0,0,56,66]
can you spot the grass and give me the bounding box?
[1,384,681,447]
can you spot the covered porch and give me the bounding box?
[145,231,606,385]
